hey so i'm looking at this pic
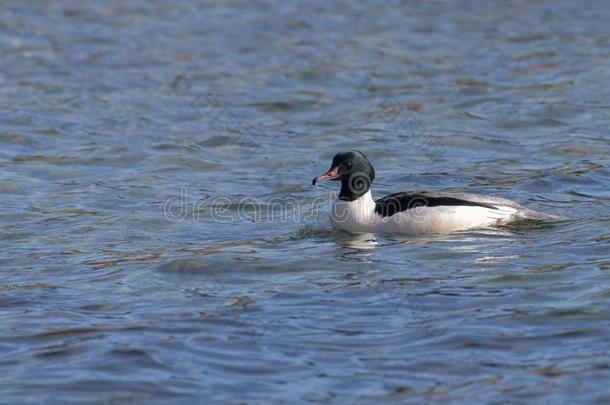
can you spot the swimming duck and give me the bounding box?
[312,150,558,234]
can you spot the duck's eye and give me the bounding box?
[345,162,352,169]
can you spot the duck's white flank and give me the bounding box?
[330,190,532,235]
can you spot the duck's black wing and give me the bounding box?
[374,190,560,220]
[374,191,502,218]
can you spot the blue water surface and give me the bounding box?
[1,1,610,404]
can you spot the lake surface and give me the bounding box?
[1,1,610,403]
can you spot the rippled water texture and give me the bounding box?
[2,1,610,403]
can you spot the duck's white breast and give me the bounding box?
[330,191,377,233]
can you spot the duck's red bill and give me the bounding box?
[312,166,340,185]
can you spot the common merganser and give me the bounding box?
[312,150,559,235]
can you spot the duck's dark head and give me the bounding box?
[312,150,375,201]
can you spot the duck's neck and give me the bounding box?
[338,189,375,213]
[338,180,371,202]
[331,189,376,228]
